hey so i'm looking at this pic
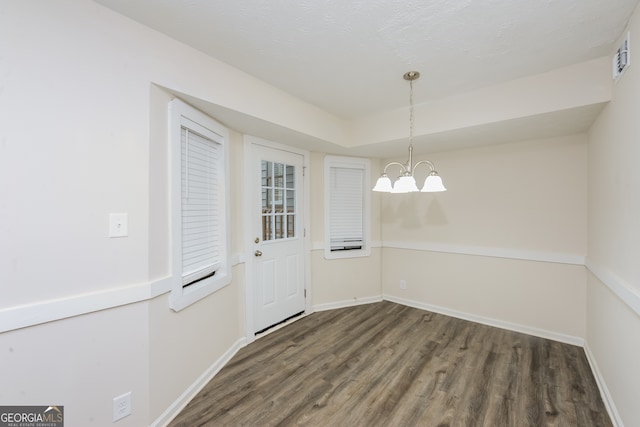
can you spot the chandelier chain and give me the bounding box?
[409,79,414,145]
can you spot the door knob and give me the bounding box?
[254,250,263,257]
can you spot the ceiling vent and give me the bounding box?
[613,32,630,80]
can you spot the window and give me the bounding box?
[324,156,371,259]
[261,161,296,241]
[168,99,231,310]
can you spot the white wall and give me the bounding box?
[0,2,159,424]
[0,1,151,308]
[351,58,611,149]
[0,1,344,425]
[586,4,640,425]
[1,0,637,425]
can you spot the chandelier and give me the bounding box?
[372,71,447,193]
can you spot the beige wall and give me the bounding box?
[383,249,586,339]
[148,267,244,419]
[311,250,382,306]
[586,4,640,426]
[381,135,588,340]
[0,304,151,426]
[2,0,638,425]
[309,153,383,306]
[0,1,332,425]
[146,86,248,419]
[381,135,588,253]
[586,274,640,426]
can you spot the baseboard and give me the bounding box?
[383,294,584,347]
[584,342,623,426]
[151,337,247,427]
[312,295,383,312]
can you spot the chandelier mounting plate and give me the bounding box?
[403,71,420,81]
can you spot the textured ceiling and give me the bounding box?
[94,0,638,119]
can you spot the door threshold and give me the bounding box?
[255,311,306,337]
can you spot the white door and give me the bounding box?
[251,144,305,333]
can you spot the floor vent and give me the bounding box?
[613,32,630,80]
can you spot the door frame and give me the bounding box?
[243,135,311,343]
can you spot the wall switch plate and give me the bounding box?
[109,213,128,238]
[113,391,132,421]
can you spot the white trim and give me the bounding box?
[0,280,158,334]
[242,136,256,344]
[303,148,312,321]
[383,294,585,346]
[583,342,623,427]
[0,253,247,334]
[312,240,585,265]
[150,277,173,298]
[151,337,247,427]
[586,258,640,317]
[168,98,232,312]
[13,241,638,351]
[312,295,383,312]
[383,241,586,265]
[231,253,246,266]
[313,293,585,345]
[242,135,311,344]
[311,240,381,251]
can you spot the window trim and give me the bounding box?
[168,99,231,311]
[323,155,371,260]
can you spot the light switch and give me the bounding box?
[109,213,128,238]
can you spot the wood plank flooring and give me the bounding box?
[169,301,612,426]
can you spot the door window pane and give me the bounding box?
[286,165,294,189]
[274,214,284,239]
[262,216,272,241]
[261,160,296,241]
[286,190,295,213]
[274,189,284,213]
[287,214,295,238]
[261,161,272,187]
[274,162,284,188]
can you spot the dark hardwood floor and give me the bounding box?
[169,301,612,426]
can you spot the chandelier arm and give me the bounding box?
[413,160,436,173]
[382,161,408,175]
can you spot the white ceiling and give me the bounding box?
[94,0,638,154]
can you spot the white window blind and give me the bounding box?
[329,166,364,251]
[169,98,230,311]
[181,127,221,286]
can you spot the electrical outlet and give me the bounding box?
[400,279,407,290]
[113,392,132,421]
